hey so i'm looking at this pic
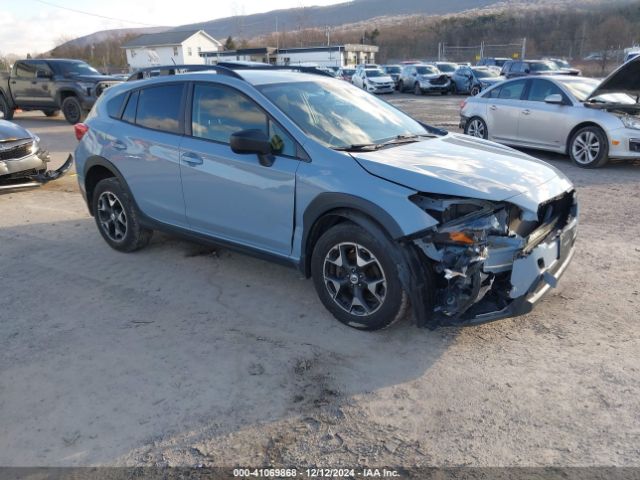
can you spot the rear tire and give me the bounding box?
[311,222,408,331]
[43,109,60,117]
[464,116,488,139]
[62,96,86,124]
[569,126,609,168]
[92,177,153,252]
[0,95,14,120]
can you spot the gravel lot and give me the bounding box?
[1,94,639,467]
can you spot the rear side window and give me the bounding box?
[498,80,526,100]
[121,91,138,124]
[106,93,126,119]
[136,84,185,134]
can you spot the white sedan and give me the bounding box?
[460,57,640,168]
[351,68,395,94]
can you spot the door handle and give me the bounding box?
[182,152,203,166]
[112,140,127,151]
[490,105,497,111]
[522,109,531,115]
[10,80,16,84]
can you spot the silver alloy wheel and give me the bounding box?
[323,242,387,316]
[97,191,127,242]
[467,118,486,138]
[572,130,601,165]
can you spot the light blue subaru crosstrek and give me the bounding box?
[74,66,578,331]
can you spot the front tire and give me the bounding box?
[414,83,422,96]
[0,95,14,120]
[311,223,408,331]
[569,126,609,168]
[92,177,153,252]
[464,116,488,139]
[62,96,86,124]
[398,81,405,92]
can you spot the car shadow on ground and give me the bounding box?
[0,217,460,466]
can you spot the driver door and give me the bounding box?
[179,83,300,256]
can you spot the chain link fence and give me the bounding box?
[440,40,526,63]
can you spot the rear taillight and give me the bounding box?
[460,100,467,110]
[74,123,89,141]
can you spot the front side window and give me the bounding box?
[135,84,184,133]
[259,78,428,149]
[191,84,296,157]
[497,80,526,100]
[527,79,565,102]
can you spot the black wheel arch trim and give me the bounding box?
[300,192,406,277]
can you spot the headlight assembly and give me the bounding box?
[619,114,640,130]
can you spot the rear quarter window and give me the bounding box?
[106,93,127,119]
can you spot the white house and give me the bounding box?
[122,30,222,70]
[201,44,379,68]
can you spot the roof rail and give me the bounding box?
[126,62,335,83]
[216,62,335,78]
[126,64,242,82]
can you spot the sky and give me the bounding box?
[0,0,346,56]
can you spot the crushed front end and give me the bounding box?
[410,190,578,326]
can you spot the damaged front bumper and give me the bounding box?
[409,190,578,327]
[0,153,74,191]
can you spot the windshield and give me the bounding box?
[384,66,401,73]
[259,79,428,149]
[416,66,438,75]
[56,61,100,76]
[557,78,637,104]
[530,62,555,72]
[473,69,499,78]
[341,69,355,75]
[365,70,385,77]
[553,59,570,68]
[436,63,456,72]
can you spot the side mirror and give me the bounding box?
[544,93,564,104]
[524,69,530,74]
[36,70,52,79]
[230,129,274,167]
[0,110,4,119]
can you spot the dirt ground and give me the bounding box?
[0,96,639,468]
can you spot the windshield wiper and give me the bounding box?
[333,134,435,152]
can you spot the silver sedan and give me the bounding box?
[459,59,640,168]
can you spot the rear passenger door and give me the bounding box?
[179,82,300,256]
[103,83,188,227]
[485,79,527,143]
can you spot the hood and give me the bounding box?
[351,133,573,212]
[587,54,640,100]
[419,74,440,81]
[72,74,122,83]
[368,75,393,84]
[0,119,32,142]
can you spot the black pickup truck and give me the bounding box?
[0,59,122,124]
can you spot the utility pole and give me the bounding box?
[521,37,527,60]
